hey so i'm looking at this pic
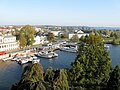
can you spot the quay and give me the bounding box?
[0,41,77,62]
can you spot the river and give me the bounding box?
[0,45,119,90]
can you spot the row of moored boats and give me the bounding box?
[2,45,78,64]
[3,55,40,65]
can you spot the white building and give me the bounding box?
[33,36,49,45]
[68,30,89,39]
[0,36,19,52]
[69,33,89,39]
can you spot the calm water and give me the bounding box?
[109,44,120,67]
[0,50,76,90]
[0,45,119,90]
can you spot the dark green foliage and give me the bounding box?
[53,69,69,90]
[44,67,69,90]
[112,39,119,45]
[108,65,120,90]
[21,63,44,83]
[69,34,112,88]
[11,63,46,90]
[11,64,69,90]
[44,67,55,83]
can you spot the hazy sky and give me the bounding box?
[0,0,120,27]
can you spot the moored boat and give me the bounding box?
[32,57,40,64]
[35,51,58,59]
[60,46,77,53]
[18,59,28,65]
[37,52,53,59]
[104,44,110,51]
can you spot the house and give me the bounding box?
[68,30,89,39]
[33,36,49,45]
[0,35,19,52]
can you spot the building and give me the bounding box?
[0,35,19,52]
[68,30,89,39]
[33,36,49,45]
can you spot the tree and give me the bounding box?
[21,63,44,83]
[108,65,120,90]
[19,32,27,48]
[44,67,55,83]
[44,67,69,90]
[47,32,55,42]
[61,33,68,39]
[53,69,69,90]
[11,63,46,90]
[112,39,119,45]
[12,28,20,40]
[71,34,79,42]
[20,25,35,46]
[69,34,112,88]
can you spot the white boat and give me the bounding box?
[18,59,28,64]
[48,51,58,57]
[60,46,77,53]
[37,52,53,59]
[36,51,58,59]
[2,57,13,61]
[16,58,21,62]
[11,57,18,61]
[104,44,110,51]
[32,57,40,64]
[32,56,38,59]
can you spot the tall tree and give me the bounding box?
[19,32,27,48]
[47,32,55,42]
[69,34,112,88]
[61,33,68,39]
[108,65,120,90]
[20,25,35,46]
[44,67,69,90]
[11,63,46,90]
[21,63,44,83]
[13,28,20,40]
[71,34,79,42]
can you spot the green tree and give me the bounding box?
[112,39,119,45]
[108,65,120,90]
[12,28,20,40]
[47,32,55,42]
[20,25,35,46]
[114,32,119,39]
[69,34,112,88]
[61,33,68,39]
[71,34,79,42]
[19,32,27,48]
[44,67,69,90]
[44,67,55,84]
[11,63,46,90]
[21,63,44,83]
[53,69,69,90]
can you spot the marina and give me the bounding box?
[0,45,119,90]
[0,50,76,90]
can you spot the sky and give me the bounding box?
[0,0,120,27]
